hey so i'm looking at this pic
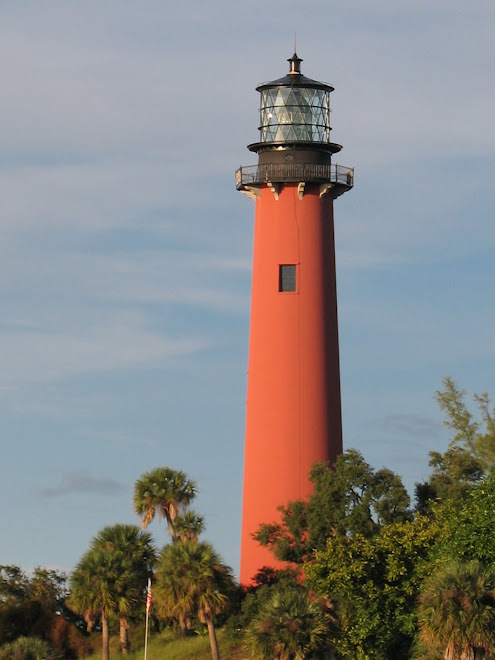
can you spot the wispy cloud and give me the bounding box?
[0,310,207,386]
[0,0,493,579]
[79,428,157,449]
[372,414,442,439]
[40,472,125,498]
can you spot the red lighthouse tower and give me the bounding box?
[236,53,354,585]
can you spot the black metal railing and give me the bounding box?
[235,163,354,189]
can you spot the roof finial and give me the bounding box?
[288,45,302,75]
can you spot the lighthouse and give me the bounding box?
[236,53,353,584]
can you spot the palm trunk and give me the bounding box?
[178,614,188,635]
[445,644,459,660]
[101,613,110,660]
[206,615,220,660]
[167,518,178,542]
[120,615,129,654]
[85,611,95,633]
[444,641,461,660]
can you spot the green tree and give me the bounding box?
[175,511,205,542]
[415,379,495,515]
[307,515,438,659]
[237,569,300,634]
[69,525,155,660]
[435,378,495,474]
[90,524,156,655]
[0,566,29,604]
[68,549,116,660]
[0,600,47,647]
[0,566,70,617]
[133,467,197,542]
[155,540,234,660]
[28,569,69,618]
[415,447,483,514]
[0,566,83,653]
[0,569,88,657]
[246,585,335,660]
[418,560,495,660]
[255,450,411,565]
[431,474,495,566]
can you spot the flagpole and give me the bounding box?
[144,578,151,660]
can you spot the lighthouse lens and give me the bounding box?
[259,87,330,144]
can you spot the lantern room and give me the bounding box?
[236,52,354,198]
[248,53,341,155]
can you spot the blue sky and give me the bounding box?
[1,1,494,578]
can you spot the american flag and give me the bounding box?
[146,582,152,614]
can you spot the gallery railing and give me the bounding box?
[235,163,354,189]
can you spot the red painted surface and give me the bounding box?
[240,183,343,585]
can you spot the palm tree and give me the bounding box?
[175,511,205,542]
[91,524,156,655]
[133,467,197,542]
[246,585,335,660]
[68,548,117,660]
[418,560,495,660]
[68,526,156,660]
[155,540,234,660]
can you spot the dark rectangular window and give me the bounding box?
[279,264,296,292]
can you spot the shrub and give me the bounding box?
[0,635,59,660]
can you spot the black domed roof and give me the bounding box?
[256,53,334,93]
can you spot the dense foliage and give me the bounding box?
[6,379,495,660]
[154,540,235,660]
[0,636,59,660]
[252,379,495,659]
[245,584,336,660]
[307,516,438,659]
[418,560,495,660]
[0,567,90,659]
[254,449,412,565]
[133,467,198,542]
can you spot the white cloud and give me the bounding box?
[0,161,178,234]
[0,310,207,385]
[372,414,442,439]
[40,472,125,497]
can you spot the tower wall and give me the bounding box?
[240,183,342,584]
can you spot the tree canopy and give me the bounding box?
[133,467,198,542]
[154,540,235,660]
[246,584,335,660]
[307,515,438,659]
[416,378,495,513]
[435,377,495,472]
[431,474,495,566]
[418,560,495,660]
[69,524,156,660]
[254,449,412,566]
[6,378,495,660]
[90,524,155,655]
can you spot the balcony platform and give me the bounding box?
[235,162,354,200]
